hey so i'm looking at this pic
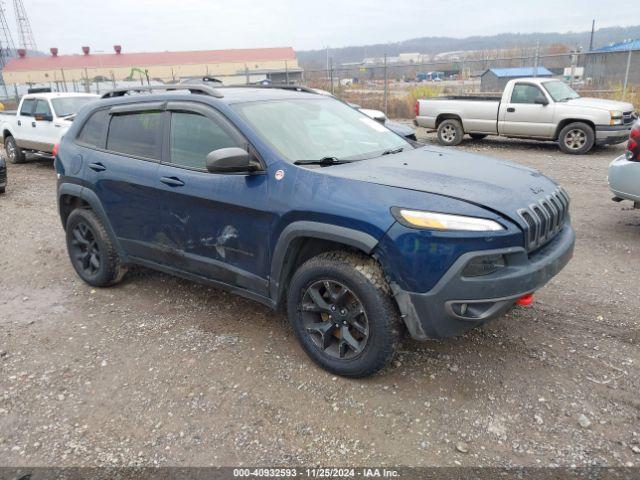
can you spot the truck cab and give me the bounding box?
[1,92,98,163]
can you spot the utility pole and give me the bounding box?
[589,19,595,51]
[533,41,540,77]
[383,53,388,115]
[623,48,632,100]
[329,57,334,94]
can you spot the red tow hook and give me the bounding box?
[516,294,534,306]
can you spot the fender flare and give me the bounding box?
[268,221,379,301]
[57,183,128,260]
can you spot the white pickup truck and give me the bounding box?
[415,77,636,154]
[1,92,98,163]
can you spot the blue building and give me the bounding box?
[586,39,640,86]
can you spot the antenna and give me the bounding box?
[13,0,37,52]
[0,1,16,69]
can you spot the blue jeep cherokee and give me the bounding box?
[55,85,575,377]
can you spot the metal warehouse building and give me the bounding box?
[480,67,553,92]
[584,39,640,87]
[1,46,303,86]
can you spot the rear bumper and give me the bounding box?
[393,224,575,340]
[595,124,631,146]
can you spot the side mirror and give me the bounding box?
[206,147,261,174]
[34,113,53,121]
[534,96,549,106]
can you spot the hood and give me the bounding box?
[323,146,560,227]
[565,97,634,112]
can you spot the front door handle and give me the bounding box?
[17,120,21,126]
[31,121,36,127]
[507,107,516,113]
[88,162,106,172]
[160,176,185,187]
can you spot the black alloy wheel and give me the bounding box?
[300,279,370,360]
[69,221,102,278]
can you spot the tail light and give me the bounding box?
[626,124,640,162]
[52,143,59,157]
[414,100,420,117]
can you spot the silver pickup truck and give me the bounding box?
[415,77,636,154]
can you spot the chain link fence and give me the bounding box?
[0,48,637,118]
[299,49,640,118]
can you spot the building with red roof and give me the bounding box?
[2,46,302,86]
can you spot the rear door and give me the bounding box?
[78,103,168,263]
[155,101,271,296]
[499,82,555,138]
[15,98,35,147]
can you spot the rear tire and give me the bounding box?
[65,208,126,287]
[5,136,25,164]
[558,122,594,155]
[437,119,463,146]
[286,251,401,377]
[470,133,487,140]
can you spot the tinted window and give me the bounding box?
[77,109,109,148]
[34,100,51,117]
[511,84,545,104]
[169,112,237,169]
[107,112,163,159]
[51,96,97,117]
[20,99,34,116]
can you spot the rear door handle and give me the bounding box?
[88,162,106,172]
[17,120,21,126]
[31,121,36,127]
[160,176,185,187]
[507,107,516,113]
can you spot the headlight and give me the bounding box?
[610,110,623,126]
[392,208,505,231]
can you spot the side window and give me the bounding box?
[169,112,238,169]
[20,99,34,116]
[511,84,545,104]
[106,111,163,160]
[77,109,109,148]
[34,100,52,118]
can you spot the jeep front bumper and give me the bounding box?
[393,224,575,340]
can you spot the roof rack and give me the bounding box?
[100,84,223,99]
[215,84,319,94]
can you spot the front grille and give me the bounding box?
[623,111,637,125]
[518,187,570,252]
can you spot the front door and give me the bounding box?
[31,99,58,152]
[155,102,272,297]
[500,82,555,138]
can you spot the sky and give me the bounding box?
[6,0,640,54]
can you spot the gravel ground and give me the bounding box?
[0,130,639,468]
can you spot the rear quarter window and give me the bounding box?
[76,109,109,148]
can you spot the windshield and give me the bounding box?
[51,96,97,117]
[542,81,580,102]
[232,98,410,162]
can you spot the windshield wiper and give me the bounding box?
[381,147,404,156]
[293,156,350,166]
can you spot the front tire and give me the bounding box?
[287,251,401,378]
[5,136,25,164]
[65,209,126,287]
[558,122,594,155]
[437,119,463,146]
